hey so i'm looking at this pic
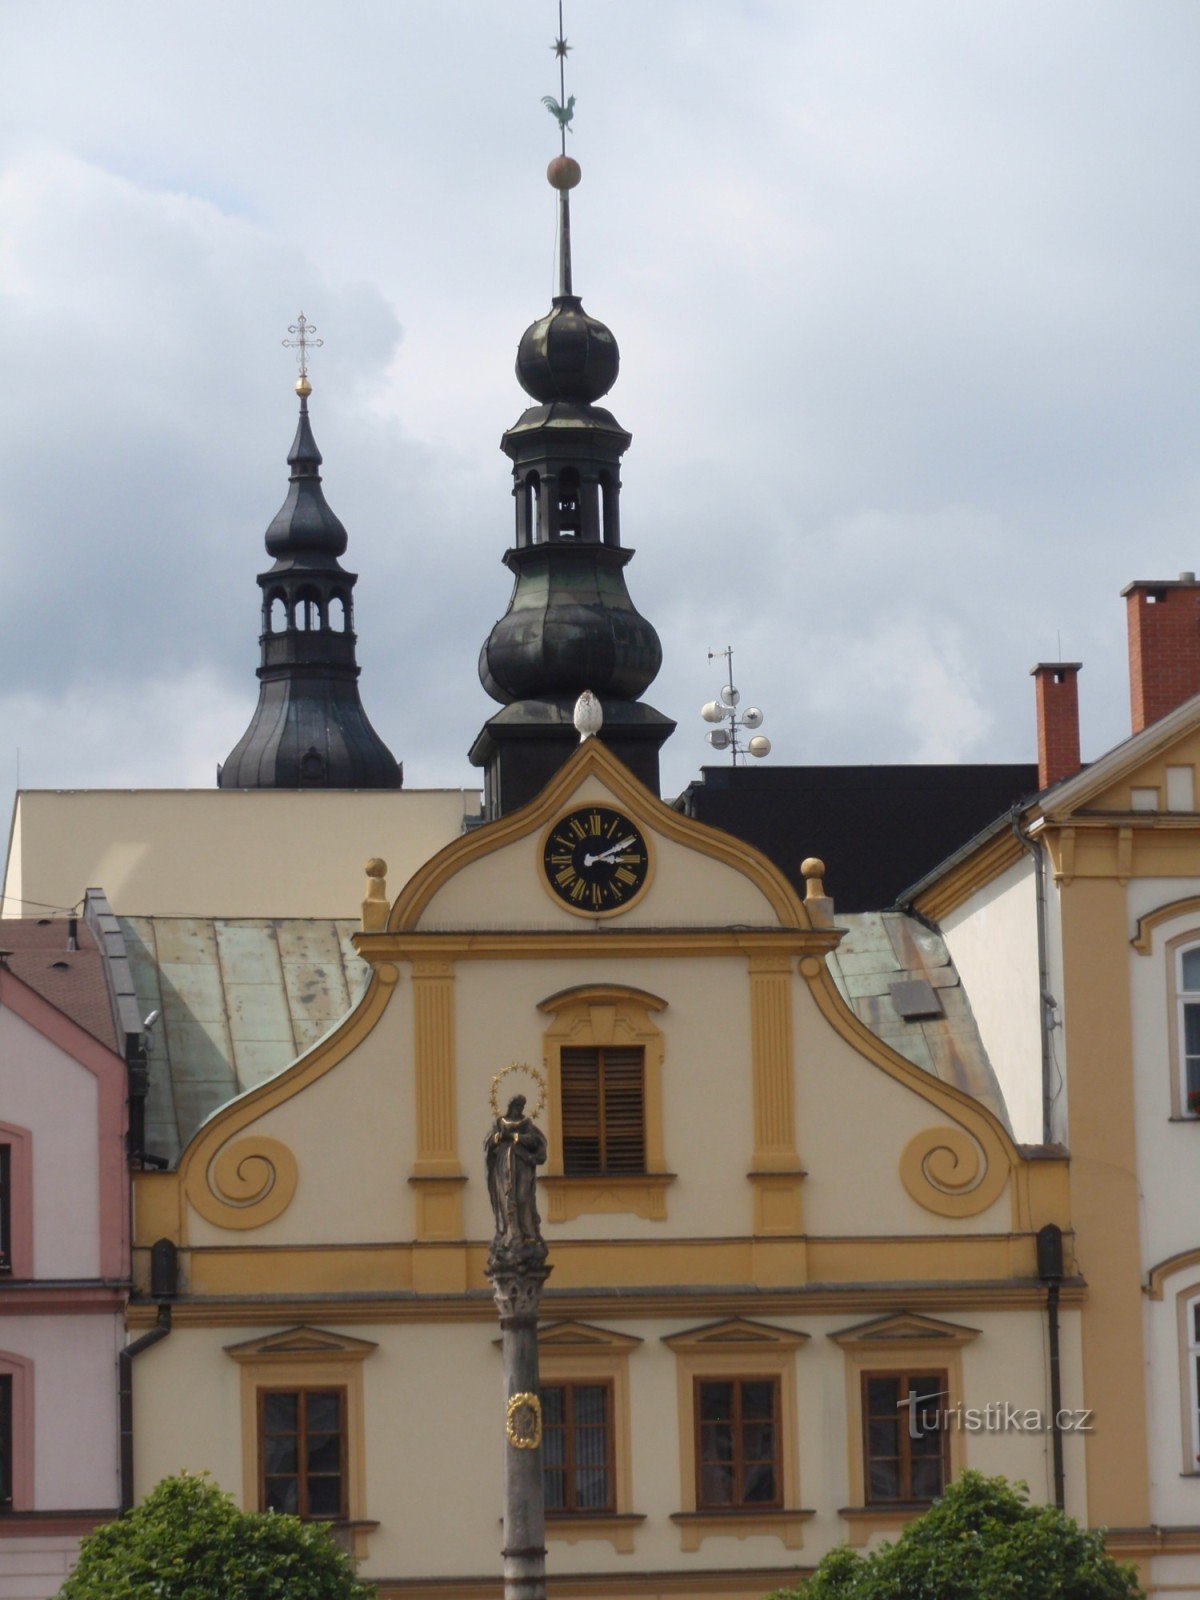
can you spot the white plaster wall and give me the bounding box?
[0,1007,99,1278]
[1,1313,123,1509]
[2,789,475,919]
[133,1307,1077,1582]
[939,857,1044,1144]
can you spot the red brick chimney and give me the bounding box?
[1031,663,1082,789]
[1124,574,1200,732]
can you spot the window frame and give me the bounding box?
[693,1374,784,1512]
[541,1378,617,1516]
[1173,938,1200,1118]
[0,1125,32,1279]
[538,985,673,1222]
[1179,1287,1200,1473]
[0,1352,33,1513]
[860,1368,950,1506]
[257,1384,349,1522]
[559,1045,646,1176]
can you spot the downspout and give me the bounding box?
[1011,809,1055,1144]
[1037,1223,1066,1509]
[118,1240,177,1514]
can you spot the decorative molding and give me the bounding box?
[224,1325,378,1362]
[546,1512,645,1553]
[1131,895,1200,954]
[1147,1246,1200,1300]
[747,954,802,1234]
[828,1311,981,1351]
[663,1318,810,1354]
[185,1136,298,1231]
[670,1508,814,1553]
[838,1504,925,1547]
[910,830,1025,922]
[384,737,809,933]
[899,1125,1009,1219]
[410,958,463,1240]
[176,962,399,1243]
[542,1173,674,1222]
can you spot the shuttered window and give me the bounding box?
[561,1047,645,1174]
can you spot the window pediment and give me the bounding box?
[539,1320,644,1351]
[224,1326,378,1363]
[829,1312,980,1351]
[663,1318,809,1353]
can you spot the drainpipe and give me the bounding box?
[118,1241,177,1513]
[1037,1223,1066,1509]
[1011,809,1055,1144]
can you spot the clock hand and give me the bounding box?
[582,835,638,867]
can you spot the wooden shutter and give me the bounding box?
[561,1047,645,1174]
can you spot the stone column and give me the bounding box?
[484,1093,551,1600]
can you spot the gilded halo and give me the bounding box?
[489,1061,547,1121]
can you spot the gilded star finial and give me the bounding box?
[552,35,570,60]
[282,312,323,398]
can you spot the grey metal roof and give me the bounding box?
[120,916,370,1165]
[825,911,1011,1132]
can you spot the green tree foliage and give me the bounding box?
[767,1472,1143,1600]
[58,1473,376,1600]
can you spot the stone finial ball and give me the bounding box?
[547,154,582,190]
[365,857,387,879]
[801,857,826,879]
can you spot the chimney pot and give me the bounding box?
[1031,662,1082,789]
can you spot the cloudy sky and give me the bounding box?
[1,0,1198,809]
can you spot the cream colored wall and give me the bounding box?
[133,1309,1077,1580]
[1,1006,100,1277]
[183,949,1012,1251]
[416,776,781,932]
[939,858,1043,1145]
[2,789,477,918]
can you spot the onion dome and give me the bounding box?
[516,296,620,404]
[264,395,349,566]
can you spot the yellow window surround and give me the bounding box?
[538,1320,645,1554]
[538,985,673,1222]
[662,1318,813,1553]
[830,1311,978,1545]
[224,1326,378,1560]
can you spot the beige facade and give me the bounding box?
[127,740,1078,1597]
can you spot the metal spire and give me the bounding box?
[543,2,580,299]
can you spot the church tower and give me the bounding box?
[219,323,402,790]
[470,138,675,819]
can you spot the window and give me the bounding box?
[1179,945,1200,1115]
[259,1387,347,1519]
[542,1381,614,1514]
[0,1148,9,1275]
[1187,1294,1200,1471]
[561,1047,645,1174]
[695,1377,781,1510]
[0,1375,11,1509]
[539,986,671,1222]
[862,1371,948,1504]
[227,1327,376,1557]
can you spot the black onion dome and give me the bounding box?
[264,399,348,564]
[516,294,620,404]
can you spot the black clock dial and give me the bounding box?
[542,806,650,914]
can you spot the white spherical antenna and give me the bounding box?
[573,689,603,742]
[700,701,725,724]
[741,706,764,729]
[748,735,772,758]
[707,728,731,750]
[719,684,741,708]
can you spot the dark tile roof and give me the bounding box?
[674,764,1039,914]
[0,917,119,1052]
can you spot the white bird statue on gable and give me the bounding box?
[574,689,602,742]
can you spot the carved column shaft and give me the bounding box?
[493,1269,550,1600]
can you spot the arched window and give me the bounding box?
[267,593,287,633]
[519,472,541,546]
[556,469,581,539]
[1178,943,1200,1115]
[1186,1291,1200,1470]
[296,588,323,631]
[330,593,350,632]
[599,470,619,546]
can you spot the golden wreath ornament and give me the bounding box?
[506,1391,543,1450]
[489,1061,547,1121]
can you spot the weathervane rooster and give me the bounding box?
[542,93,575,135]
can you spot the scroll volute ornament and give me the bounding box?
[899,1123,1009,1218]
[185,1136,299,1230]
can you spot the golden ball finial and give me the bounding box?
[801,857,826,880]
[547,154,582,190]
[295,374,312,398]
[365,857,387,880]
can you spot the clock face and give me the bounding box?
[541,806,651,916]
